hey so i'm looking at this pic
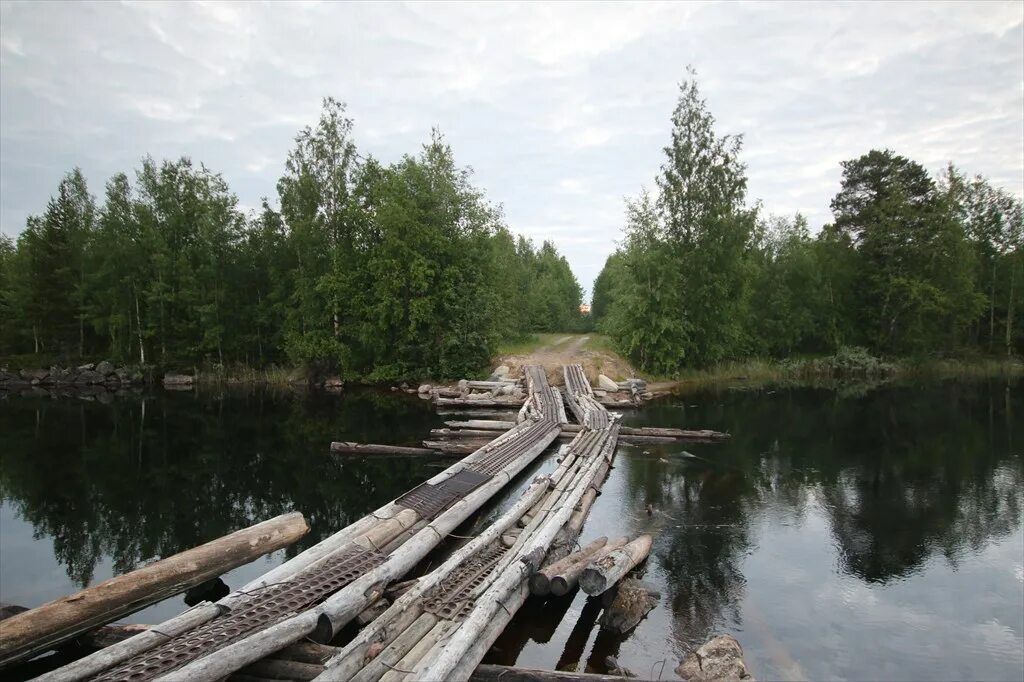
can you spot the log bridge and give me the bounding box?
[28,364,723,682]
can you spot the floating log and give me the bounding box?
[0,512,309,668]
[472,664,643,682]
[434,397,525,407]
[443,419,730,441]
[530,536,608,596]
[549,536,629,597]
[421,440,489,455]
[330,442,441,456]
[579,534,654,595]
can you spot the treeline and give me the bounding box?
[593,69,1023,375]
[0,98,582,380]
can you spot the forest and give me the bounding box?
[0,99,583,380]
[593,70,1023,375]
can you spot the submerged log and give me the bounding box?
[598,578,660,634]
[330,442,440,456]
[579,534,653,596]
[472,664,643,682]
[0,512,310,668]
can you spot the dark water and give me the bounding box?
[1,380,1022,680]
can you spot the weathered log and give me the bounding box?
[351,612,438,682]
[0,512,310,668]
[472,664,644,682]
[238,657,323,680]
[579,534,653,595]
[421,439,489,454]
[443,419,730,441]
[434,397,525,407]
[330,442,439,456]
[598,578,660,634]
[549,536,629,596]
[355,598,391,626]
[275,641,340,664]
[378,620,451,682]
[383,578,418,601]
[530,536,608,596]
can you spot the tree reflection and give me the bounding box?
[618,378,1023,648]
[0,388,441,589]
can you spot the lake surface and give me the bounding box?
[1,380,1022,680]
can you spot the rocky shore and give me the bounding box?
[0,361,148,396]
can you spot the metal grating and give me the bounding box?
[422,542,508,621]
[396,468,491,520]
[91,545,385,682]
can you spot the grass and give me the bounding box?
[495,333,568,356]
[194,364,300,387]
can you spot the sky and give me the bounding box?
[1,1,1022,298]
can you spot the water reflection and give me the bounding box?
[1,379,1022,680]
[0,387,441,590]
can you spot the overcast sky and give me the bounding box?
[2,1,1022,296]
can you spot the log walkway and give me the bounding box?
[31,364,722,682]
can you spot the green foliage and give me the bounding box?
[0,101,584,380]
[597,68,1022,376]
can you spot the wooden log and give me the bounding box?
[579,534,654,595]
[472,664,643,682]
[0,512,309,668]
[443,420,730,441]
[530,536,608,596]
[355,598,390,626]
[76,622,151,649]
[549,536,629,596]
[434,397,525,407]
[421,439,489,454]
[383,578,418,601]
[351,612,438,682]
[330,442,439,456]
[238,658,322,680]
[275,641,340,664]
[378,620,451,682]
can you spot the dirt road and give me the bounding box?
[494,334,637,385]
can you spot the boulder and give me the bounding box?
[457,379,469,394]
[96,360,115,376]
[675,634,754,681]
[163,373,194,386]
[20,368,48,382]
[498,384,516,396]
[493,365,511,378]
[417,384,432,394]
[76,363,95,371]
[597,374,619,392]
[74,370,105,385]
[594,389,607,398]
[114,367,132,382]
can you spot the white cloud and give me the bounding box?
[1,0,1021,299]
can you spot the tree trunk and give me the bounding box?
[135,290,145,365]
[0,512,310,668]
[1007,261,1016,359]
